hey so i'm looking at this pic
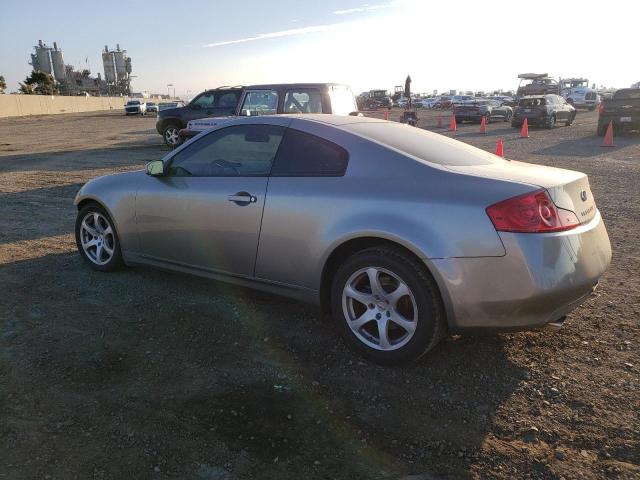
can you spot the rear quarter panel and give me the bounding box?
[255,120,535,291]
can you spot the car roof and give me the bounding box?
[243,83,348,90]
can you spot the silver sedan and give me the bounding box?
[74,114,612,364]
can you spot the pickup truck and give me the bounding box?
[597,88,640,135]
[178,83,358,144]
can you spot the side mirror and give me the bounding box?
[146,160,165,176]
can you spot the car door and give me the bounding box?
[135,120,288,277]
[186,91,217,122]
[553,95,567,121]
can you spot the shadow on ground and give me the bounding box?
[0,251,531,479]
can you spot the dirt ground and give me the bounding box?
[0,108,638,480]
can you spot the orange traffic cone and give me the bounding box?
[601,121,615,147]
[437,116,443,128]
[495,139,504,157]
[521,118,529,138]
[480,115,486,134]
[449,113,457,132]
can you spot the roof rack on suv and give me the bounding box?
[215,85,244,90]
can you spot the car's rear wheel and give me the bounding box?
[331,247,446,364]
[547,114,556,129]
[75,203,123,272]
[163,124,182,148]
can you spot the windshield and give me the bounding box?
[614,89,640,99]
[519,97,546,107]
[126,101,139,105]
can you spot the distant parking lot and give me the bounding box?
[0,109,638,479]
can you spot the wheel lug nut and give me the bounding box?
[376,313,381,319]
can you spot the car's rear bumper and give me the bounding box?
[430,210,611,331]
[599,114,640,130]
[512,113,547,125]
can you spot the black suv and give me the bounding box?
[511,95,575,129]
[156,86,243,146]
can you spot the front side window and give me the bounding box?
[283,89,323,113]
[191,92,216,108]
[168,125,285,177]
[240,90,278,116]
[271,129,348,177]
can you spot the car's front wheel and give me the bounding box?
[75,203,123,272]
[163,124,182,148]
[547,114,556,129]
[331,247,446,364]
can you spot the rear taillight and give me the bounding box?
[486,189,580,233]
[598,103,605,115]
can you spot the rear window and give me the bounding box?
[614,89,640,99]
[346,122,501,166]
[328,85,357,116]
[519,98,546,107]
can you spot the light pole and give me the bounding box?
[167,83,174,99]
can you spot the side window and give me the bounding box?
[217,91,239,108]
[168,125,285,177]
[283,89,323,113]
[271,128,348,177]
[328,85,358,115]
[191,92,215,108]
[240,91,278,116]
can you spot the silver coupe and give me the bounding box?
[74,114,611,363]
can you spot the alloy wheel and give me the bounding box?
[342,267,418,351]
[79,212,115,266]
[164,127,180,146]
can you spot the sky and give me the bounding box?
[0,0,638,98]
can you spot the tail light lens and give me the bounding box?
[598,103,605,115]
[486,189,580,233]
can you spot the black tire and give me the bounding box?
[546,114,556,129]
[75,203,124,272]
[330,247,446,365]
[503,111,512,122]
[162,123,182,148]
[565,112,575,126]
[597,122,608,136]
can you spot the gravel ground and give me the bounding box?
[0,109,638,480]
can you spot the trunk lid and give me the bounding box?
[446,161,598,224]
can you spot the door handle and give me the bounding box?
[227,192,257,204]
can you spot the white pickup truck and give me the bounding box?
[124,100,147,116]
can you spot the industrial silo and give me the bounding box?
[113,44,127,81]
[50,42,66,83]
[35,40,52,74]
[102,46,116,84]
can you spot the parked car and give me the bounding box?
[155,86,243,147]
[420,98,438,109]
[363,90,392,110]
[74,114,611,364]
[597,88,640,135]
[454,99,513,123]
[124,100,147,116]
[146,102,159,115]
[451,95,474,107]
[516,73,560,98]
[180,83,358,142]
[512,95,576,129]
[433,96,452,109]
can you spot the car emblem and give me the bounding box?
[580,190,588,202]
